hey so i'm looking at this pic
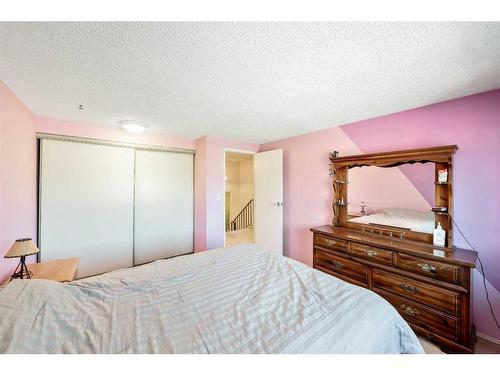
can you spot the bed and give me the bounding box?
[0,244,423,354]
[348,208,435,234]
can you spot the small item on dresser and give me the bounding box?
[360,201,367,215]
[438,168,448,183]
[433,222,446,247]
[329,150,339,159]
[431,206,448,213]
[329,151,340,176]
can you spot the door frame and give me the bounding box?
[223,148,257,246]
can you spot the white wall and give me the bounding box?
[225,158,254,223]
[238,159,255,215]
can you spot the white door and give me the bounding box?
[134,150,194,265]
[39,139,135,277]
[254,149,283,255]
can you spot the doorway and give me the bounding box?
[224,151,255,246]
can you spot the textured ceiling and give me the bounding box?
[1,22,500,143]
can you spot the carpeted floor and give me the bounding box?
[225,227,255,246]
[419,336,500,354]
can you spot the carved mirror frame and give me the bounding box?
[329,145,458,248]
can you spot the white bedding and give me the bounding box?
[0,245,423,354]
[348,208,435,234]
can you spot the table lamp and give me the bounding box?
[4,238,39,280]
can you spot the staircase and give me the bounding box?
[228,199,254,231]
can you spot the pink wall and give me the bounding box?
[341,90,500,290]
[0,81,37,282]
[36,117,196,150]
[261,89,500,340]
[398,164,435,206]
[0,88,197,283]
[348,165,431,215]
[194,136,259,251]
[1,82,258,275]
[1,78,499,339]
[261,127,361,264]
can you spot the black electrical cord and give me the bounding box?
[448,213,500,332]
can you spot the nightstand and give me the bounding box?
[27,257,80,282]
[1,257,80,288]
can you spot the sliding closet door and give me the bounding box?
[134,150,194,265]
[39,139,135,277]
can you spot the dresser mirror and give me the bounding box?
[348,163,435,236]
[313,145,477,353]
[329,145,457,247]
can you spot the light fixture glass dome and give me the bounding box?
[120,120,148,134]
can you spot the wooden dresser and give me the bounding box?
[311,225,477,353]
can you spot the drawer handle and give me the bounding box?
[400,283,419,293]
[322,238,336,246]
[417,263,437,274]
[400,304,419,317]
[331,260,344,270]
[365,249,378,257]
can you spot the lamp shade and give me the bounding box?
[4,238,39,258]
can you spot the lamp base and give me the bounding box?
[10,255,33,280]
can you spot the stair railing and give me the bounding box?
[229,199,254,231]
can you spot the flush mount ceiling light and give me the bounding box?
[120,120,148,134]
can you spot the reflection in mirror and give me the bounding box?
[347,163,435,234]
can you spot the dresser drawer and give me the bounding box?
[314,234,348,253]
[315,250,368,284]
[378,291,459,341]
[372,269,460,315]
[350,242,393,266]
[398,254,459,284]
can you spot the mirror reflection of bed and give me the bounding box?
[347,163,435,235]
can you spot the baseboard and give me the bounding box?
[477,332,500,346]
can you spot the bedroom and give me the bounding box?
[1,1,500,372]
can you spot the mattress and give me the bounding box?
[0,245,423,354]
[348,208,435,234]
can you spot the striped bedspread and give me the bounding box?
[0,245,423,353]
